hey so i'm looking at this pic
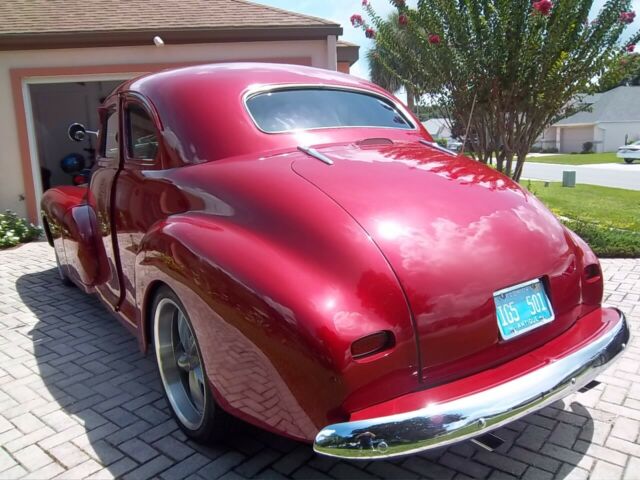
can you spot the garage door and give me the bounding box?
[561,126,593,153]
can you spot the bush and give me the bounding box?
[0,211,42,249]
[565,220,640,258]
[529,146,542,153]
[581,141,594,154]
[542,147,559,153]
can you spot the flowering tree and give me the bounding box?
[367,12,419,111]
[353,0,639,180]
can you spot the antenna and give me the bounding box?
[460,92,477,157]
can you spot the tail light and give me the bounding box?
[584,264,602,283]
[582,263,603,305]
[351,331,395,360]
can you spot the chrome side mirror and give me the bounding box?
[68,123,98,142]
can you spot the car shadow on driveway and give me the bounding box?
[15,266,596,479]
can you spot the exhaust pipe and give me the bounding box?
[471,432,505,452]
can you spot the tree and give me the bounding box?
[367,12,417,111]
[598,52,640,90]
[352,0,639,180]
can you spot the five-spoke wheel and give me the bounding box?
[152,286,229,440]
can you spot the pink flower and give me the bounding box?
[620,11,636,24]
[365,27,376,39]
[428,33,441,44]
[361,0,369,6]
[350,14,364,27]
[627,44,636,52]
[398,14,408,26]
[533,0,553,16]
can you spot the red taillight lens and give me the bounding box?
[351,331,395,359]
[582,263,604,305]
[584,264,602,284]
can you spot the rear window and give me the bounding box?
[246,88,413,133]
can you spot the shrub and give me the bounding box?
[565,220,640,258]
[581,141,594,153]
[0,211,42,249]
[529,146,542,153]
[542,147,559,153]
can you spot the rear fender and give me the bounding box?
[135,213,417,441]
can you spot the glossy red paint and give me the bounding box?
[41,63,607,443]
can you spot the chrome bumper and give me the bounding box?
[314,308,629,459]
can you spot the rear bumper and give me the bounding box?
[314,307,629,459]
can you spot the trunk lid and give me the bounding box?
[292,142,582,386]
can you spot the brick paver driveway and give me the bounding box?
[1,242,639,480]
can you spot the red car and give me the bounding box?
[41,63,628,459]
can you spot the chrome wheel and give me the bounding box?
[154,298,206,431]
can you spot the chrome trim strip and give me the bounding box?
[419,139,457,156]
[314,308,629,459]
[242,83,418,134]
[298,146,334,165]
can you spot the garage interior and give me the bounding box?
[29,80,123,191]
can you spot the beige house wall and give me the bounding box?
[0,39,332,220]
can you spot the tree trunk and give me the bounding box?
[406,87,415,112]
[513,150,528,182]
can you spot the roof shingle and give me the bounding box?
[0,0,339,35]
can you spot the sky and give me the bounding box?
[257,0,640,83]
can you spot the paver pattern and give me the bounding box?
[0,241,639,480]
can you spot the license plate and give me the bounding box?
[494,279,555,340]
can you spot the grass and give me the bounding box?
[525,181,640,257]
[526,152,625,165]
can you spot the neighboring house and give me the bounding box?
[537,86,640,153]
[0,0,359,223]
[423,118,452,140]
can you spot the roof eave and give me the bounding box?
[337,43,359,65]
[0,25,343,51]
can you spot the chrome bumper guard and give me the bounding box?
[314,308,629,459]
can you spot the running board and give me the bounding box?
[471,432,505,452]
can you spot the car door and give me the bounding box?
[90,99,124,309]
[113,94,173,327]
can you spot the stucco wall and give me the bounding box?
[597,122,640,152]
[0,39,331,219]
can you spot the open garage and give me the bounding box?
[0,0,358,223]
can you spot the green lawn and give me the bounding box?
[527,152,624,165]
[525,181,640,257]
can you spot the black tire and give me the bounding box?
[151,285,231,442]
[624,158,635,164]
[54,249,73,287]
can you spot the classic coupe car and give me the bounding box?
[41,63,629,459]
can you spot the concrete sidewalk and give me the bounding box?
[0,242,639,479]
[522,162,640,190]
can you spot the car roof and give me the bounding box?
[111,63,425,165]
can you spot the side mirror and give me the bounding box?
[68,123,99,142]
[68,123,87,142]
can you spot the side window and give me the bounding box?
[103,110,119,159]
[127,103,158,160]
